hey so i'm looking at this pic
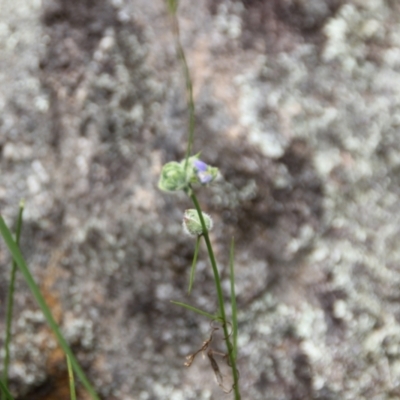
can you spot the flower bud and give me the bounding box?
[183,209,213,237]
[158,161,187,192]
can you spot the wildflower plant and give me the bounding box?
[162,1,241,398]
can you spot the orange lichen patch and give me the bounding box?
[38,256,66,372]
[40,287,63,324]
[40,247,68,333]
[23,248,80,400]
[45,345,65,371]
[33,248,68,327]
[36,374,70,400]
[18,371,90,400]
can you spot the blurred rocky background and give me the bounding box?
[1,0,400,398]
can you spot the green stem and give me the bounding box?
[67,355,77,400]
[0,216,100,400]
[166,0,178,14]
[170,12,195,171]
[170,301,219,321]
[188,235,200,294]
[229,238,238,360]
[190,193,241,400]
[2,201,24,400]
[0,381,14,400]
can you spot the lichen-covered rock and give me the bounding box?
[1,0,400,399]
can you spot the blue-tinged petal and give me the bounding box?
[193,159,208,172]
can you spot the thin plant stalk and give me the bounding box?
[188,235,200,294]
[67,355,77,400]
[190,193,241,400]
[229,238,238,360]
[0,381,14,400]
[169,5,195,170]
[0,216,100,400]
[170,300,219,321]
[2,201,24,400]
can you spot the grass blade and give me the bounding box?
[171,300,219,321]
[2,201,24,399]
[0,215,100,400]
[188,236,200,294]
[168,3,195,171]
[229,237,238,360]
[67,355,77,400]
[0,381,14,400]
[166,0,178,14]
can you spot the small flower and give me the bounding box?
[183,209,213,237]
[192,158,219,185]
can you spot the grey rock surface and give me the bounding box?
[1,0,400,399]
